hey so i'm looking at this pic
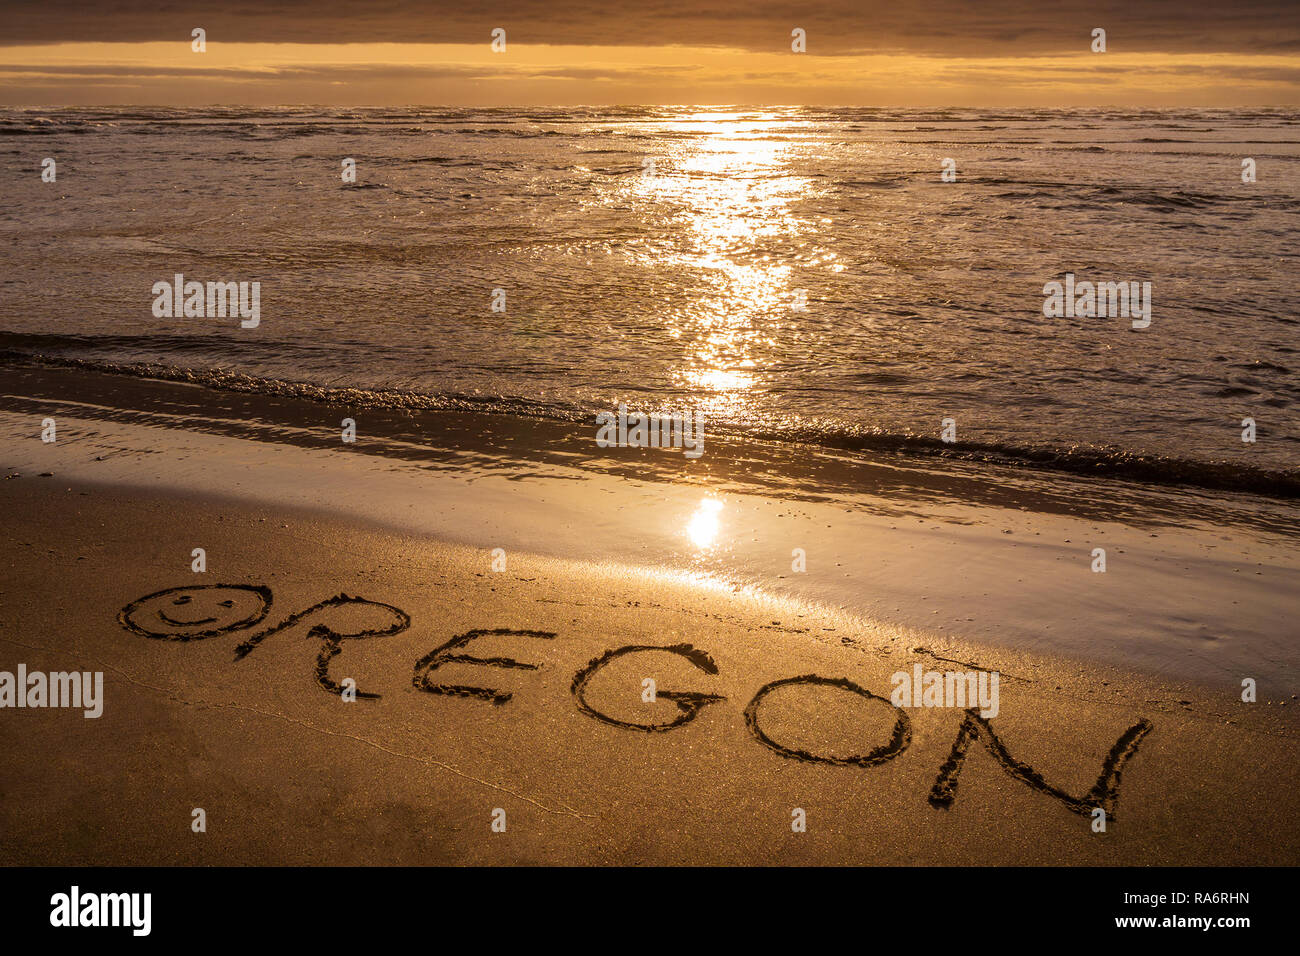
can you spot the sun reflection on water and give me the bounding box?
[614,110,831,426]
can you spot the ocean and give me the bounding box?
[2,105,1298,491]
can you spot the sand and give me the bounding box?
[1,364,1297,866]
[1,471,1297,865]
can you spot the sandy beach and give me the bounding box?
[1,370,1297,866]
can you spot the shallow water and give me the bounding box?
[2,105,1298,484]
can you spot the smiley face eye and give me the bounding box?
[218,600,234,608]
[174,596,192,605]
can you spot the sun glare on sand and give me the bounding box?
[688,498,724,549]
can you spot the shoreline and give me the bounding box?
[3,350,1298,501]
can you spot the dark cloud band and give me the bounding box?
[5,0,1299,54]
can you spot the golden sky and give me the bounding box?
[2,2,1298,106]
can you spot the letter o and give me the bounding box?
[745,674,911,766]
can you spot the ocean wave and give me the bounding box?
[2,347,1295,500]
[983,181,1271,211]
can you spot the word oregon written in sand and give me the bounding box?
[118,584,1153,823]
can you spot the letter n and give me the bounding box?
[928,710,1152,820]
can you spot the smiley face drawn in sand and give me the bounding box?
[118,584,272,640]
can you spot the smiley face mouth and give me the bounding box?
[158,611,219,626]
[155,595,238,628]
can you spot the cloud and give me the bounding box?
[3,47,1297,107]
[5,0,1299,55]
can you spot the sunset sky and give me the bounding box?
[2,0,1298,106]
